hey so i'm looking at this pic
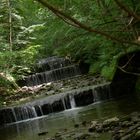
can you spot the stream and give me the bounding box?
[0,95,140,140]
[0,56,139,140]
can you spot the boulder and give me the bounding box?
[38,131,48,136]
[120,133,134,140]
[134,130,140,140]
[88,121,98,132]
[54,132,63,140]
[130,112,140,123]
[73,133,90,140]
[121,121,133,127]
[95,124,103,133]
[103,117,119,127]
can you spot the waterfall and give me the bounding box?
[31,106,37,117]
[12,106,38,121]
[37,56,71,71]
[93,89,100,102]
[62,98,67,110]
[62,95,71,109]
[22,56,81,87]
[69,94,76,109]
[34,105,43,116]
[25,65,81,87]
[39,106,43,116]
[0,83,114,125]
[12,108,17,122]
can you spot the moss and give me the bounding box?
[101,65,116,81]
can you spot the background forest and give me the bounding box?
[0,0,140,93]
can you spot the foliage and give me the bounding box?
[17,45,41,66]
[0,0,140,91]
[36,0,140,79]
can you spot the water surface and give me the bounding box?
[0,95,140,140]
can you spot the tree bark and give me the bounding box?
[7,0,12,52]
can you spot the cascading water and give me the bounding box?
[23,57,80,87]
[69,94,76,109]
[25,65,81,87]
[0,83,114,125]
[0,56,134,126]
[37,56,71,70]
[13,106,37,122]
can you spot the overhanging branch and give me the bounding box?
[37,0,140,46]
[114,0,140,21]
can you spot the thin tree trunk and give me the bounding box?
[7,0,12,52]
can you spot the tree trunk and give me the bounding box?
[7,0,12,52]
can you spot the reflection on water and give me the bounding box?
[0,96,140,140]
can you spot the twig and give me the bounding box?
[118,66,140,76]
[121,54,135,69]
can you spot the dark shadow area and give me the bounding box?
[79,61,90,74]
[110,51,140,97]
[110,51,140,113]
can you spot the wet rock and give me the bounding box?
[95,124,103,133]
[73,133,90,140]
[129,112,140,124]
[88,127,95,132]
[51,100,65,112]
[90,121,98,127]
[0,108,16,125]
[130,112,140,118]
[120,116,132,122]
[103,117,119,127]
[81,121,87,126]
[88,121,98,132]
[42,104,53,115]
[38,131,48,136]
[121,121,133,127]
[46,138,55,140]
[74,124,79,128]
[120,133,134,140]
[5,74,107,105]
[112,127,125,140]
[54,132,63,140]
[112,121,140,140]
[22,86,28,91]
[104,127,111,132]
[134,130,140,140]
[47,86,53,91]
[2,102,6,105]
[127,124,140,133]
[112,134,121,140]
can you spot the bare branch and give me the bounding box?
[55,13,80,28]
[118,66,140,76]
[121,54,135,69]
